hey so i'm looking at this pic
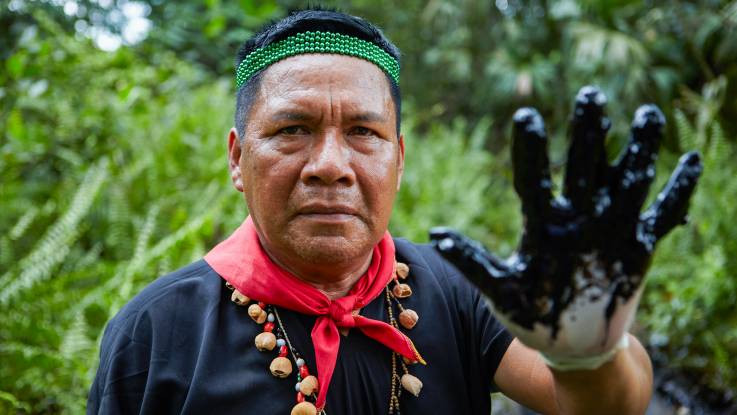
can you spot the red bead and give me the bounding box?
[258,302,266,309]
[279,345,288,357]
[299,365,309,378]
[263,322,275,332]
[296,392,305,403]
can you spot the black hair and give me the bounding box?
[234,8,402,140]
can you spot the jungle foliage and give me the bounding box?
[1,1,736,413]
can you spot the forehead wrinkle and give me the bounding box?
[256,54,394,127]
[329,82,336,126]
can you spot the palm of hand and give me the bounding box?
[430,86,702,357]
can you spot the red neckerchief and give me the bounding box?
[204,216,424,410]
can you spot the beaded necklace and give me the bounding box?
[226,261,421,415]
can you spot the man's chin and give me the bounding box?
[290,213,366,233]
[293,234,371,263]
[278,218,381,263]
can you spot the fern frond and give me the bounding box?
[8,207,40,241]
[106,186,132,259]
[68,196,224,319]
[0,208,41,270]
[74,243,103,271]
[0,159,108,305]
[674,108,698,151]
[60,241,102,274]
[469,117,493,151]
[112,205,160,311]
[134,200,221,272]
[59,316,93,361]
[708,122,730,163]
[157,256,171,277]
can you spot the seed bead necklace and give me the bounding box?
[226,261,421,415]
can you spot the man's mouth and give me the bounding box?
[297,204,360,221]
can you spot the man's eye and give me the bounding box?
[349,126,376,136]
[279,126,309,135]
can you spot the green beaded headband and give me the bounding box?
[235,31,400,88]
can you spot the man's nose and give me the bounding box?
[300,129,356,186]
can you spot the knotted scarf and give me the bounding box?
[204,216,423,410]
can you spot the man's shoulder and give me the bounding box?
[392,237,470,291]
[393,237,441,269]
[106,260,222,336]
[90,260,228,411]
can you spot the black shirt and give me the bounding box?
[87,239,513,414]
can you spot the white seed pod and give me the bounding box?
[290,401,317,415]
[401,373,423,397]
[399,309,419,329]
[299,375,319,396]
[255,310,267,324]
[392,283,412,298]
[254,332,276,351]
[247,304,263,319]
[231,289,250,306]
[396,262,410,279]
[270,356,293,378]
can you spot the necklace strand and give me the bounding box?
[273,307,299,364]
[273,306,328,415]
[228,260,421,415]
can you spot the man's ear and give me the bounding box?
[396,134,405,191]
[228,127,244,193]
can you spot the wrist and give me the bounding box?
[541,334,630,372]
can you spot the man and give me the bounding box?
[88,8,702,415]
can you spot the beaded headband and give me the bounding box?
[235,31,400,88]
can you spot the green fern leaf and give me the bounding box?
[59,317,92,361]
[8,207,40,241]
[0,159,108,305]
[674,108,698,151]
[708,122,730,162]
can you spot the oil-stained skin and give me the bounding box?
[430,86,703,340]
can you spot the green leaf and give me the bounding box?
[5,53,28,79]
[6,110,26,143]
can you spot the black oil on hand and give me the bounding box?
[430,86,703,343]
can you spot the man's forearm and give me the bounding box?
[550,334,653,415]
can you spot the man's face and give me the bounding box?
[229,54,404,268]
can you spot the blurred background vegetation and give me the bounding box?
[1,0,736,413]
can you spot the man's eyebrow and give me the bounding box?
[348,112,388,123]
[270,111,315,122]
[269,110,388,123]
